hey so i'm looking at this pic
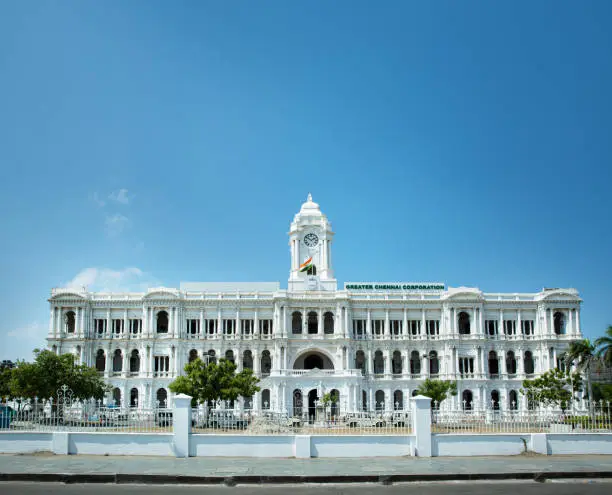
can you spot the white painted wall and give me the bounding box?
[547,434,612,455]
[190,434,295,457]
[68,433,174,456]
[311,435,412,458]
[433,434,526,457]
[0,432,52,453]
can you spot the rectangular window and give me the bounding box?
[390,320,402,336]
[556,357,567,372]
[426,320,439,337]
[504,320,516,336]
[352,319,366,338]
[458,357,475,377]
[408,320,421,336]
[372,319,384,337]
[113,319,123,334]
[259,319,273,336]
[521,320,534,335]
[222,319,236,335]
[205,319,218,335]
[241,319,254,335]
[129,319,142,334]
[154,356,170,375]
[94,319,107,335]
[485,320,498,337]
[187,319,200,336]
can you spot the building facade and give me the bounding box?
[47,195,582,415]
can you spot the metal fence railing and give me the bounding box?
[1,399,173,433]
[191,406,413,435]
[432,402,612,434]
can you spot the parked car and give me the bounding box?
[342,412,386,428]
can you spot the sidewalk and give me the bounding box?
[1,454,612,484]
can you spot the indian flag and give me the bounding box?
[299,256,313,272]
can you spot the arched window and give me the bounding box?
[524,351,535,375]
[462,389,473,411]
[362,390,367,412]
[506,351,517,375]
[394,390,404,410]
[491,390,500,411]
[188,349,198,363]
[261,389,271,410]
[355,350,366,374]
[112,350,122,372]
[65,311,76,333]
[293,389,303,417]
[410,350,421,375]
[207,349,216,364]
[488,351,499,376]
[373,350,384,374]
[307,311,318,334]
[225,350,235,364]
[458,312,471,335]
[429,351,439,376]
[112,388,121,406]
[509,390,518,410]
[156,388,168,408]
[129,350,140,373]
[130,388,139,408]
[157,311,169,334]
[261,350,272,375]
[375,390,385,411]
[329,389,340,417]
[323,312,334,334]
[304,353,323,370]
[292,312,302,334]
[95,349,105,372]
[243,350,253,370]
[554,312,565,335]
[392,350,402,375]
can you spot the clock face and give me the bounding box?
[303,232,319,248]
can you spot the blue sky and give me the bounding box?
[1,1,611,361]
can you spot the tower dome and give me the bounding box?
[299,193,322,216]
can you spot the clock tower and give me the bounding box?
[288,194,337,291]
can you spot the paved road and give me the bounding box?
[1,481,612,495]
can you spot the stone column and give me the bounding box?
[122,348,129,378]
[402,308,407,339]
[384,350,390,376]
[105,346,112,378]
[235,348,242,372]
[106,309,111,338]
[173,394,192,458]
[253,350,260,375]
[411,395,432,457]
[366,310,372,339]
[421,308,426,338]
[318,309,323,335]
[254,309,259,339]
[384,310,390,338]
[49,307,55,337]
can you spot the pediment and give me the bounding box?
[143,288,181,300]
[49,289,88,301]
[536,289,581,302]
[442,287,484,301]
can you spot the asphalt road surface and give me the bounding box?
[1,482,612,495]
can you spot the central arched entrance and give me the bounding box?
[293,350,335,370]
[308,389,318,423]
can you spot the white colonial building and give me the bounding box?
[47,195,582,416]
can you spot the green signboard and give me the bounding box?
[345,283,445,291]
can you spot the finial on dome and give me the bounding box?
[307,193,312,202]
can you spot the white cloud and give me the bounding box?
[105,213,130,237]
[89,192,106,208]
[64,267,161,292]
[108,188,130,205]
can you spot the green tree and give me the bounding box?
[415,379,457,408]
[169,358,260,407]
[521,368,582,411]
[595,326,612,367]
[564,339,598,418]
[591,383,612,403]
[0,367,12,400]
[8,350,108,401]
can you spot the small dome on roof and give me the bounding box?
[299,193,322,215]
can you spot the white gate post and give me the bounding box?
[173,393,192,458]
[411,395,432,457]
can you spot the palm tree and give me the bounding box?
[594,326,612,366]
[564,339,598,419]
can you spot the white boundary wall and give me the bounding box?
[1,395,611,457]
